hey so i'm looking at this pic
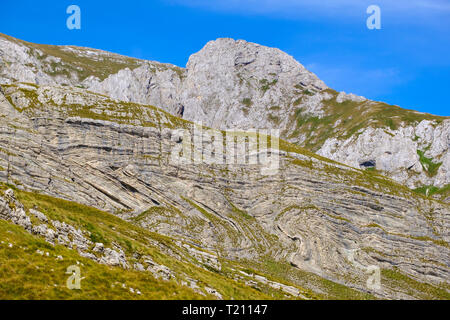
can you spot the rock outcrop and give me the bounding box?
[319,120,450,189]
[0,83,448,299]
[0,33,448,190]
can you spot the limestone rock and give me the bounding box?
[0,33,448,189]
[29,209,48,223]
[100,248,128,268]
[93,242,104,253]
[0,34,449,299]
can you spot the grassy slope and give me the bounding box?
[288,88,449,152]
[0,33,184,82]
[1,183,286,300]
[0,183,394,300]
[2,83,446,205]
[1,85,449,299]
[285,88,449,200]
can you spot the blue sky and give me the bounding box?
[1,0,449,116]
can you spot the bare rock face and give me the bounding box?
[319,120,450,188]
[82,63,184,115]
[0,84,449,299]
[0,189,32,231]
[1,33,448,190]
[179,38,327,130]
[100,247,128,268]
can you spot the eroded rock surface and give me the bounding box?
[1,34,448,189]
[0,84,448,299]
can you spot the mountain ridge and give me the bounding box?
[0,79,449,300]
[0,33,449,300]
[1,33,448,194]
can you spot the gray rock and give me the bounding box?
[11,208,32,231]
[29,209,48,223]
[93,242,104,253]
[0,34,449,299]
[100,248,128,268]
[1,33,448,189]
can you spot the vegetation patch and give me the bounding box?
[417,150,442,177]
[288,88,449,152]
[0,220,203,300]
[242,98,253,108]
[259,79,277,93]
[413,184,450,200]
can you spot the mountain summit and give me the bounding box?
[0,33,449,299]
[1,33,448,194]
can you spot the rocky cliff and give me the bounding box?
[1,33,449,192]
[0,82,448,299]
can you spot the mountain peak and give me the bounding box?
[0,33,448,193]
[188,37,327,90]
[0,33,449,300]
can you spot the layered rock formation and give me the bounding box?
[0,83,448,299]
[1,33,448,190]
[319,121,450,189]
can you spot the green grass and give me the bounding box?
[0,185,277,300]
[0,220,204,300]
[417,150,443,177]
[5,82,440,207]
[242,98,253,107]
[381,268,450,300]
[413,184,450,200]
[229,202,254,221]
[289,88,449,152]
[2,78,449,299]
